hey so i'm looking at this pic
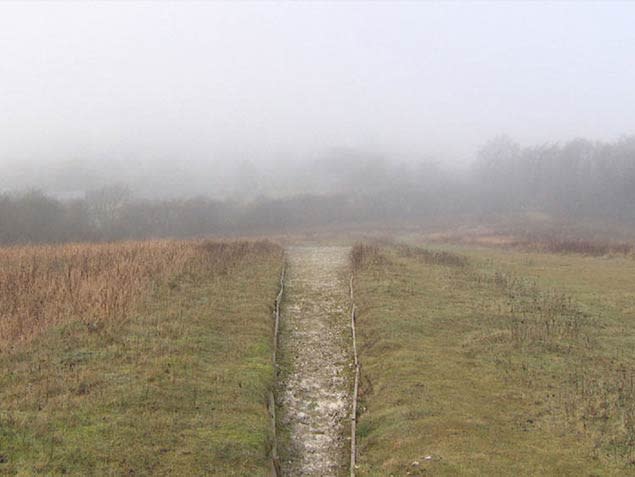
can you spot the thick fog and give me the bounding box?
[2,2,635,197]
[2,2,635,244]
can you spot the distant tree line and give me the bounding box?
[1,135,634,244]
[471,135,635,220]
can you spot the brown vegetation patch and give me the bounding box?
[0,239,281,350]
[351,243,386,271]
[424,227,634,257]
[521,237,633,256]
[396,244,468,267]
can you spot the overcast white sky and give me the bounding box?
[1,1,635,166]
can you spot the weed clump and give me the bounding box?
[351,243,386,271]
[523,237,633,256]
[471,270,592,347]
[396,244,468,267]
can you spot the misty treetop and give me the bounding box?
[474,135,635,218]
[1,135,635,245]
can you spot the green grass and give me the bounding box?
[0,246,282,476]
[353,244,633,476]
[443,244,635,326]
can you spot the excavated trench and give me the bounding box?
[276,246,354,477]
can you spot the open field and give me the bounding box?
[3,234,635,476]
[4,1,635,474]
[0,240,283,476]
[352,242,635,476]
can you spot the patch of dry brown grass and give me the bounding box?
[0,239,281,351]
[423,229,634,257]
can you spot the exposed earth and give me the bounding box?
[277,246,353,477]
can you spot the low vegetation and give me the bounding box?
[352,242,635,475]
[519,237,633,256]
[423,227,635,257]
[0,239,282,475]
[1,240,195,348]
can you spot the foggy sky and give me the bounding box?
[2,1,635,168]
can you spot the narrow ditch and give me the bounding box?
[275,246,354,476]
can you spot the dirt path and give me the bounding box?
[277,246,353,477]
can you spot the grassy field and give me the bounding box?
[352,242,635,476]
[0,240,282,476]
